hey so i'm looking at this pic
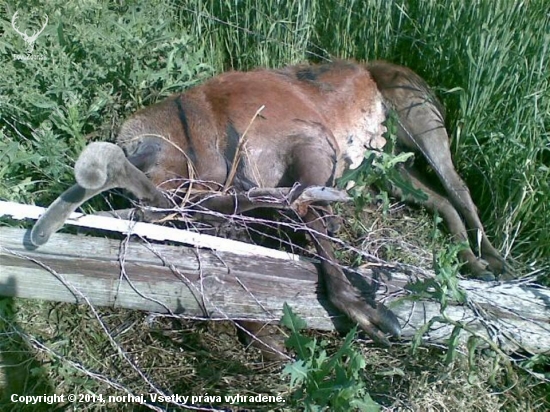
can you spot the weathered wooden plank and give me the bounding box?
[1,226,549,354]
[0,226,321,321]
[0,200,300,261]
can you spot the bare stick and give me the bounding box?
[224,105,265,191]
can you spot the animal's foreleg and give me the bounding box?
[196,190,288,215]
[303,208,401,345]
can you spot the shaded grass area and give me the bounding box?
[1,0,549,410]
[1,258,548,411]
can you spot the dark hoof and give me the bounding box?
[376,303,402,338]
[483,254,506,275]
[135,208,170,223]
[484,255,517,280]
[468,259,497,281]
[343,301,401,347]
[495,262,518,281]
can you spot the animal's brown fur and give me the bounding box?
[31,60,507,345]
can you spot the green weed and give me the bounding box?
[281,304,380,412]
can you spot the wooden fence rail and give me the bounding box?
[0,201,549,354]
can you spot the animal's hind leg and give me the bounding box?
[391,166,496,280]
[431,159,505,275]
[408,130,505,275]
[368,61,506,276]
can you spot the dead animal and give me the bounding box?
[30,60,508,347]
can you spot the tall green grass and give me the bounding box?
[1,0,548,269]
[179,0,550,271]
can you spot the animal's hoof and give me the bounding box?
[343,300,401,347]
[468,259,497,281]
[134,206,172,223]
[495,261,517,281]
[484,254,517,280]
[376,303,402,338]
